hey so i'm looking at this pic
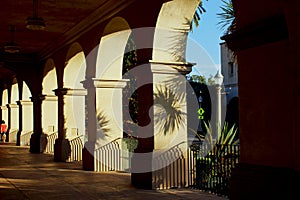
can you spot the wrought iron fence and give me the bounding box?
[45,132,58,154]
[68,135,84,162]
[190,144,240,196]
[8,129,18,143]
[94,138,122,172]
[20,131,33,146]
[152,142,188,189]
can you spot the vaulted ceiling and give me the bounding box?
[0,0,135,82]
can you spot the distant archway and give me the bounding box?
[64,42,86,139]
[95,17,131,146]
[21,81,33,134]
[10,78,19,132]
[42,59,58,133]
[1,89,8,125]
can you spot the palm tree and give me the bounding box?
[217,0,236,34]
[190,0,207,31]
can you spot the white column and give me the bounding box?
[150,60,193,150]
[8,104,19,132]
[42,95,58,133]
[1,106,8,123]
[64,89,87,140]
[150,60,194,189]
[93,79,128,147]
[19,100,33,134]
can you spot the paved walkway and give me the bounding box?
[0,143,227,200]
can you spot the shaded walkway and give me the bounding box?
[0,144,227,200]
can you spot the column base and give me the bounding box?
[54,138,71,162]
[82,141,95,171]
[131,172,153,189]
[131,153,153,189]
[29,132,47,153]
[229,163,299,200]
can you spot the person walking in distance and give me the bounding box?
[1,120,7,142]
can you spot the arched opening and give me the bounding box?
[10,78,19,134]
[1,89,8,129]
[21,82,33,133]
[64,42,86,140]
[42,59,58,134]
[95,17,131,146]
[18,81,33,146]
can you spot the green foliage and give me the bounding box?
[217,0,236,34]
[207,75,216,86]
[123,35,137,70]
[188,74,206,83]
[202,122,239,151]
[190,0,208,31]
[187,74,216,86]
[123,136,138,152]
[122,33,139,136]
[193,122,239,195]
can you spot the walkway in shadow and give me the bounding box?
[0,144,227,200]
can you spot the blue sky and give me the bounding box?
[187,0,225,78]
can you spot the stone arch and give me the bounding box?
[11,78,19,104]
[96,17,131,79]
[63,42,86,139]
[21,81,33,134]
[153,0,200,62]
[42,59,58,133]
[22,82,31,100]
[94,17,131,145]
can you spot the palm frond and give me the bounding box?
[217,0,236,34]
[190,1,208,31]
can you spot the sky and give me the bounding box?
[187,0,226,78]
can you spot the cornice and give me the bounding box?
[221,14,288,52]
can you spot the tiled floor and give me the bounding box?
[0,143,227,200]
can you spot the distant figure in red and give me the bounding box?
[1,120,7,142]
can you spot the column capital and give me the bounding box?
[92,79,129,88]
[30,94,46,103]
[7,103,18,108]
[17,100,33,106]
[65,89,87,96]
[53,88,69,96]
[150,60,195,75]
[81,78,94,89]
[1,105,8,110]
[43,94,58,101]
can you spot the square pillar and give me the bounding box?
[53,88,71,161]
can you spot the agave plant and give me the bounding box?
[203,122,239,152]
[194,122,240,194]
